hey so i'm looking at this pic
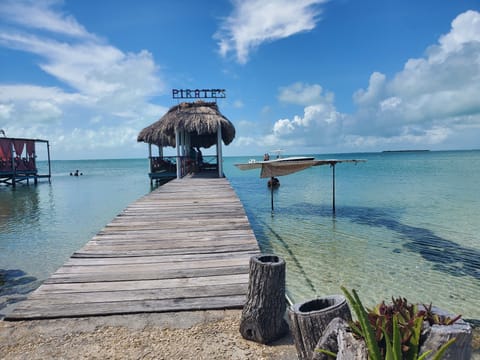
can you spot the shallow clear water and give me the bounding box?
[1,151,479,320]
[0,159,152,315]
[226,151,480,320]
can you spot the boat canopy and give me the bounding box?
[235,158,364,178]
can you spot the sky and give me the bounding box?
[1,0,480,160]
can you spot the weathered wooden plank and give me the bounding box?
[47,265,250,283]
[90,232,256,243]
[24,283,249,305]
[82,238,257,251]
[54,257,251,274]
[117,211,248,219]
[80,237,257,248]
[104,220,251,230]
[6,295,247,320]
[88,230,256,240]
[72,243,260,257]
[64,251,259,266]
[37,274,249,294]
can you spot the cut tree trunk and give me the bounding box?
[313,317,368,360]
[419,306,472,359]
[289,296,352,360]
[239,254,288,344]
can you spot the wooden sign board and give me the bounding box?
[172,89,226,99]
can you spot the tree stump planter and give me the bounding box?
[313,317,368,360]
[239,254,288,344]
[312,305,472,360]
[289,295,352,360]
[419,306,472,359]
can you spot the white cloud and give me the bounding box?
[268,85,343,148]
[343,126,452,150]
[233,100,244,108]
[0,0,167,158]
[56,126,140,151]
[0,0,94,39]
[0,103,14,119]
[273,118,296,135]
[348,10,480,149]
[29,99,63,119]
[0,84,85,103]
[232,136,256,148]
[261,105,271,115]
[429,10,480,63]
[0,84,86,127]
[278,82,331,106]
[379,97,402,112]
[0,32,162,103]
[353,72,386,107]
[215,0,328,64]
[258,10,480,153]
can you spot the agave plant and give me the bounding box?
[422,302,462,326]
[340,287,457,360]
[365,296,424,356]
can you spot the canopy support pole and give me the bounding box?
[181,131,186,177]
[175,129,181,179]
[148,144,153,186]
[46,140,51,184]
[271,177,275,212]
[217,124,223,177]
[332,163,336,214]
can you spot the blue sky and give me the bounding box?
[1,0,479,160]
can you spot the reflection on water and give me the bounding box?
[0,186,41,231]
[260,219,317,295]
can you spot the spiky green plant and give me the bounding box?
[341,286,382,360]
[423,303,462,326]
[340,287,457,360]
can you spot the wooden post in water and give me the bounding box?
[240,254,288,344]
[332,163,336,214]
[270,177,274,212]
[47,140,51,183]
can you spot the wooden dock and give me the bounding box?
[6,176,260,320]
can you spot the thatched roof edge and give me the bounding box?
[137,101,235,148]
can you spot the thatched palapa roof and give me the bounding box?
[137,101,235,148]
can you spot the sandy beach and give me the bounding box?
[1,309,479,359]
[0,310,297,359]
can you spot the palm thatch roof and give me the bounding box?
[137,101,235,148]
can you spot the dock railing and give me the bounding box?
[149,155,219,180]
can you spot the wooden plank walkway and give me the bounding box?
[6,176,260,320]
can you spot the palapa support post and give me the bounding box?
[289,295,352,360]
[240,254,288,344]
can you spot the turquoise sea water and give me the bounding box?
[1,151,479,320]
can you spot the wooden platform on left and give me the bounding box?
[5,176,260,320]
